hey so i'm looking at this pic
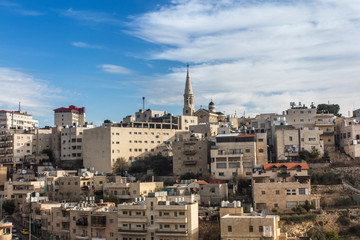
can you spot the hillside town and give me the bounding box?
[1,67,360,240]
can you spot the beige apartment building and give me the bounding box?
[36,201,118,240]
[219,202,285,240]
[118,191,199,240]
[274,126,324,161]
[0,221,13,240]
[60,124,94,168]
[54,105,86,127]
[0,179,45,205]
[335,117,360,160]
[103,176,163,201]
[0,109,38,130]
[252,163,320,212]
[83,122,177,173]
[189,123,219,139]
[173,132,211,176]
[210,133,268,180]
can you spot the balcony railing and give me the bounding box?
[183,160,196,165]
[183,150,196,155]
[277,172,291,178]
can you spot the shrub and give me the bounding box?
[348,224,360,236]
[337,211,350,226]
[281,214,316,224]
[334,198,352,207]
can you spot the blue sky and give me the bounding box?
[1,0,360,127]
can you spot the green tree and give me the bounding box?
[317,104,341,117]
[112,157,130,176]
[180,172,198,180]
[2,200,15,214]
[303,200,313,212]
[150,153,172,176]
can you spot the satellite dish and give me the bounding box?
[261,209,269,217]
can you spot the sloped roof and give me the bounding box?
[195,180,208,185]
[263,162,309,171]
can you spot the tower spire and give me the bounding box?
[183,64,195,116]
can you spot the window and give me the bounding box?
[289,136,293,141]
[299,188,306,195]
[261,191,265,195]
[259,149,264,153]
[274,203,278,208]
[219,172,225,176]
[258,138,263,142]
[259,226,263,232]
[249,226,253,232]
[276,190,280,195]
[228,226,232,232]
[245,149,250,153]
[286,201,298,208]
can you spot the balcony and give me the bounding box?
[183,160,196,165]
[118,229,147,235]
[91,216,106,228]
[277,172,291,178]
[59,216,70,222]
[76,218,88,226]
[76,235,89,239]
[155,216,187,224]
[183,150,196,155]
[155,229,188,236]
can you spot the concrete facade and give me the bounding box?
[0,110,38,130]
[252,163,320,212]
[172,132,210,176]
[83,123,176,173]
[118,191,199,240]
[335,117,360,160]
[54,105,86,127]
[210,133,268,180]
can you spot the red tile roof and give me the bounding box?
[195,180,208,185]
[263,162,309,171]
[54,105,85,113]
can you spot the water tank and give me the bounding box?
[236,201,242,207]
[221,201,226,207]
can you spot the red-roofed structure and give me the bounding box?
[54,105,85,114]
[195,180,208,185]
[263,162,309,171]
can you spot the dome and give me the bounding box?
[209,101,215,106]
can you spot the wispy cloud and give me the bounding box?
[128,0,360,116]
[0,1,44,16]
[98,64,132,75]
[71,41,103,49]
[0,67,63,117]
[61,8,121,25]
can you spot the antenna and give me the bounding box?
[19,101,21,112]
[142,97,145,111]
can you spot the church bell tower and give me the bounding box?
[183,65,195,116]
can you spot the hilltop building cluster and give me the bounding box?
[1,65,360,239]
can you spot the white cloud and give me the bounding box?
[61,8,121,25]
[71,41,103,49]
[0,67,63,117]
[129,0,360,116]
[98,64,132,75]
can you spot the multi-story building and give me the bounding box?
[54,105,86,127]
[59,123,94,168]
[0,109,38,130]
[283,102,317,128]
[0,221,13,240]
[335,117,360,160]
[172,132,210,176]
[0,179,45,205]
[353,108,360,118]
[118,191,199,240]
[83,122,177,173]
[0,130,34,173]
[187,180,228,206]
[103,176,163,202]
[252,163,320,212]
[36,201,118,240]
[210,133,268,180]
[219,201,285,240]
[274,126,324,161]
